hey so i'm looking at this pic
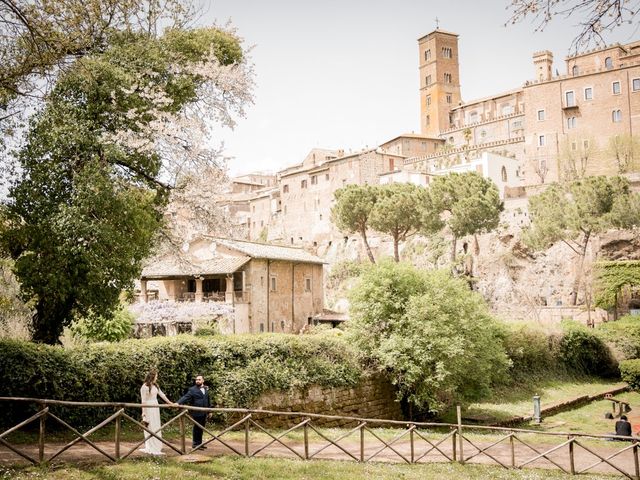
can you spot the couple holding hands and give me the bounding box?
[140,369,211,455]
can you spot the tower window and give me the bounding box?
[501,166,508,182]
[426,115,430,126]
[612,81,621,95]
[442,47,452,58]
[444,73,452,83]
[584,87,593,100]
[572,65,579,76]
[565,91,575,107]
[426,95,431,106]
[566,116,576,129]
[425,49,431,61]
[605,56,613,69]
[446,94,452,104]
[612,109,622,122]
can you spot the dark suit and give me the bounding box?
[178,385,211,448]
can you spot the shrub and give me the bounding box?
[597,315,640,360]
[0,335,364,428]
[557,321,618,378]
[620,359,640,389]
[194,325,219,336]
[70,306,134,342]
[327,260,366,289]
[347,260,509,411]
[500,324,559,378]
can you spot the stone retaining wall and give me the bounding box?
[246,376,404,428]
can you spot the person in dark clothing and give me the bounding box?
[177,375,211,449]
[615,415,633,439]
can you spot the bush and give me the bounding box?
[0,335,364,428]
[194,325,219,336]
[557,321,618,378]
[597,315,640,360]
[327,260,366,289]
[620,359,640,389]
[70,305,134,342]
[500,324,559,378]
[347,260,509,411]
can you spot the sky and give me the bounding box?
[201,0,640,176]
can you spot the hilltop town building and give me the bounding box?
[221,28,640,248]
[140,237,325,333]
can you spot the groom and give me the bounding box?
[177,374,211,450]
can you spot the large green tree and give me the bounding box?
[347,260,508,412]
[331,184,378,264]
[369,183,426,262]
[424,172,503,265]
[0,10,251,343]
[525,176,640,306]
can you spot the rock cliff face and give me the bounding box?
[322,221,640,324]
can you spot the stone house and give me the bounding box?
[139,237,325,334]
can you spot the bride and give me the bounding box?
[140,369,174,455]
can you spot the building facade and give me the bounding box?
[140,237,324,334]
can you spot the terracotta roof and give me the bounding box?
[212,238,325,264]
[142,254,250,279]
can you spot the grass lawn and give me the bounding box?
[0,456,618,480]
[530,390,640,436]
[456,376,626,424]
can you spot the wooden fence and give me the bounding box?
[0,397,639,478]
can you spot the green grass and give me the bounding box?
[530,391,640,436]
[453,376,626,424]
[0,456,617,480]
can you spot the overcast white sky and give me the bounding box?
[202,1,640,176]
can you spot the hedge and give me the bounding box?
[620,359,640,390]
[0,334,364,428]
[500,322,619,380]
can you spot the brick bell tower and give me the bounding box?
[418,29,461,136]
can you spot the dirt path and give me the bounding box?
[1,434,637,477]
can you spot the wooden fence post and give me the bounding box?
[452,429,457,462]
[244,415,250,457]
[360,422,366,462]
[457,405,464,465]
[303,420,309,460]
[179,413,186,454]
[569,437,575,475]
[114,411,121,460]
[410,425,415,464]
[634,441,639,480]
[509,433,515,468]
[38,405,46,464]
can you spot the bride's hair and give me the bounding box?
[144,369,158,391]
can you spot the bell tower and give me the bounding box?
[418,29,461,136]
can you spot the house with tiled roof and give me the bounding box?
[139,237,325,334]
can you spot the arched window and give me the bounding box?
[425,49,431,61]
[612,109,622,122]
[572,65,579,76]
[605,56,613,69]
[501,166,508,182]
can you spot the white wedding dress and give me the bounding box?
[140,384,171,455]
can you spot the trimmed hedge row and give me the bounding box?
[0,335,363,428]
[501,321,619,380]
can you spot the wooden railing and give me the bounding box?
[0,398,638,478]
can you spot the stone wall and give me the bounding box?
[245,376,404,428]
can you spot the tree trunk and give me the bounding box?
[360,226,376,264]
[393,235,400,263]
[31,297,73,344]
[450,235,458,273]
[569,231,591,306]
